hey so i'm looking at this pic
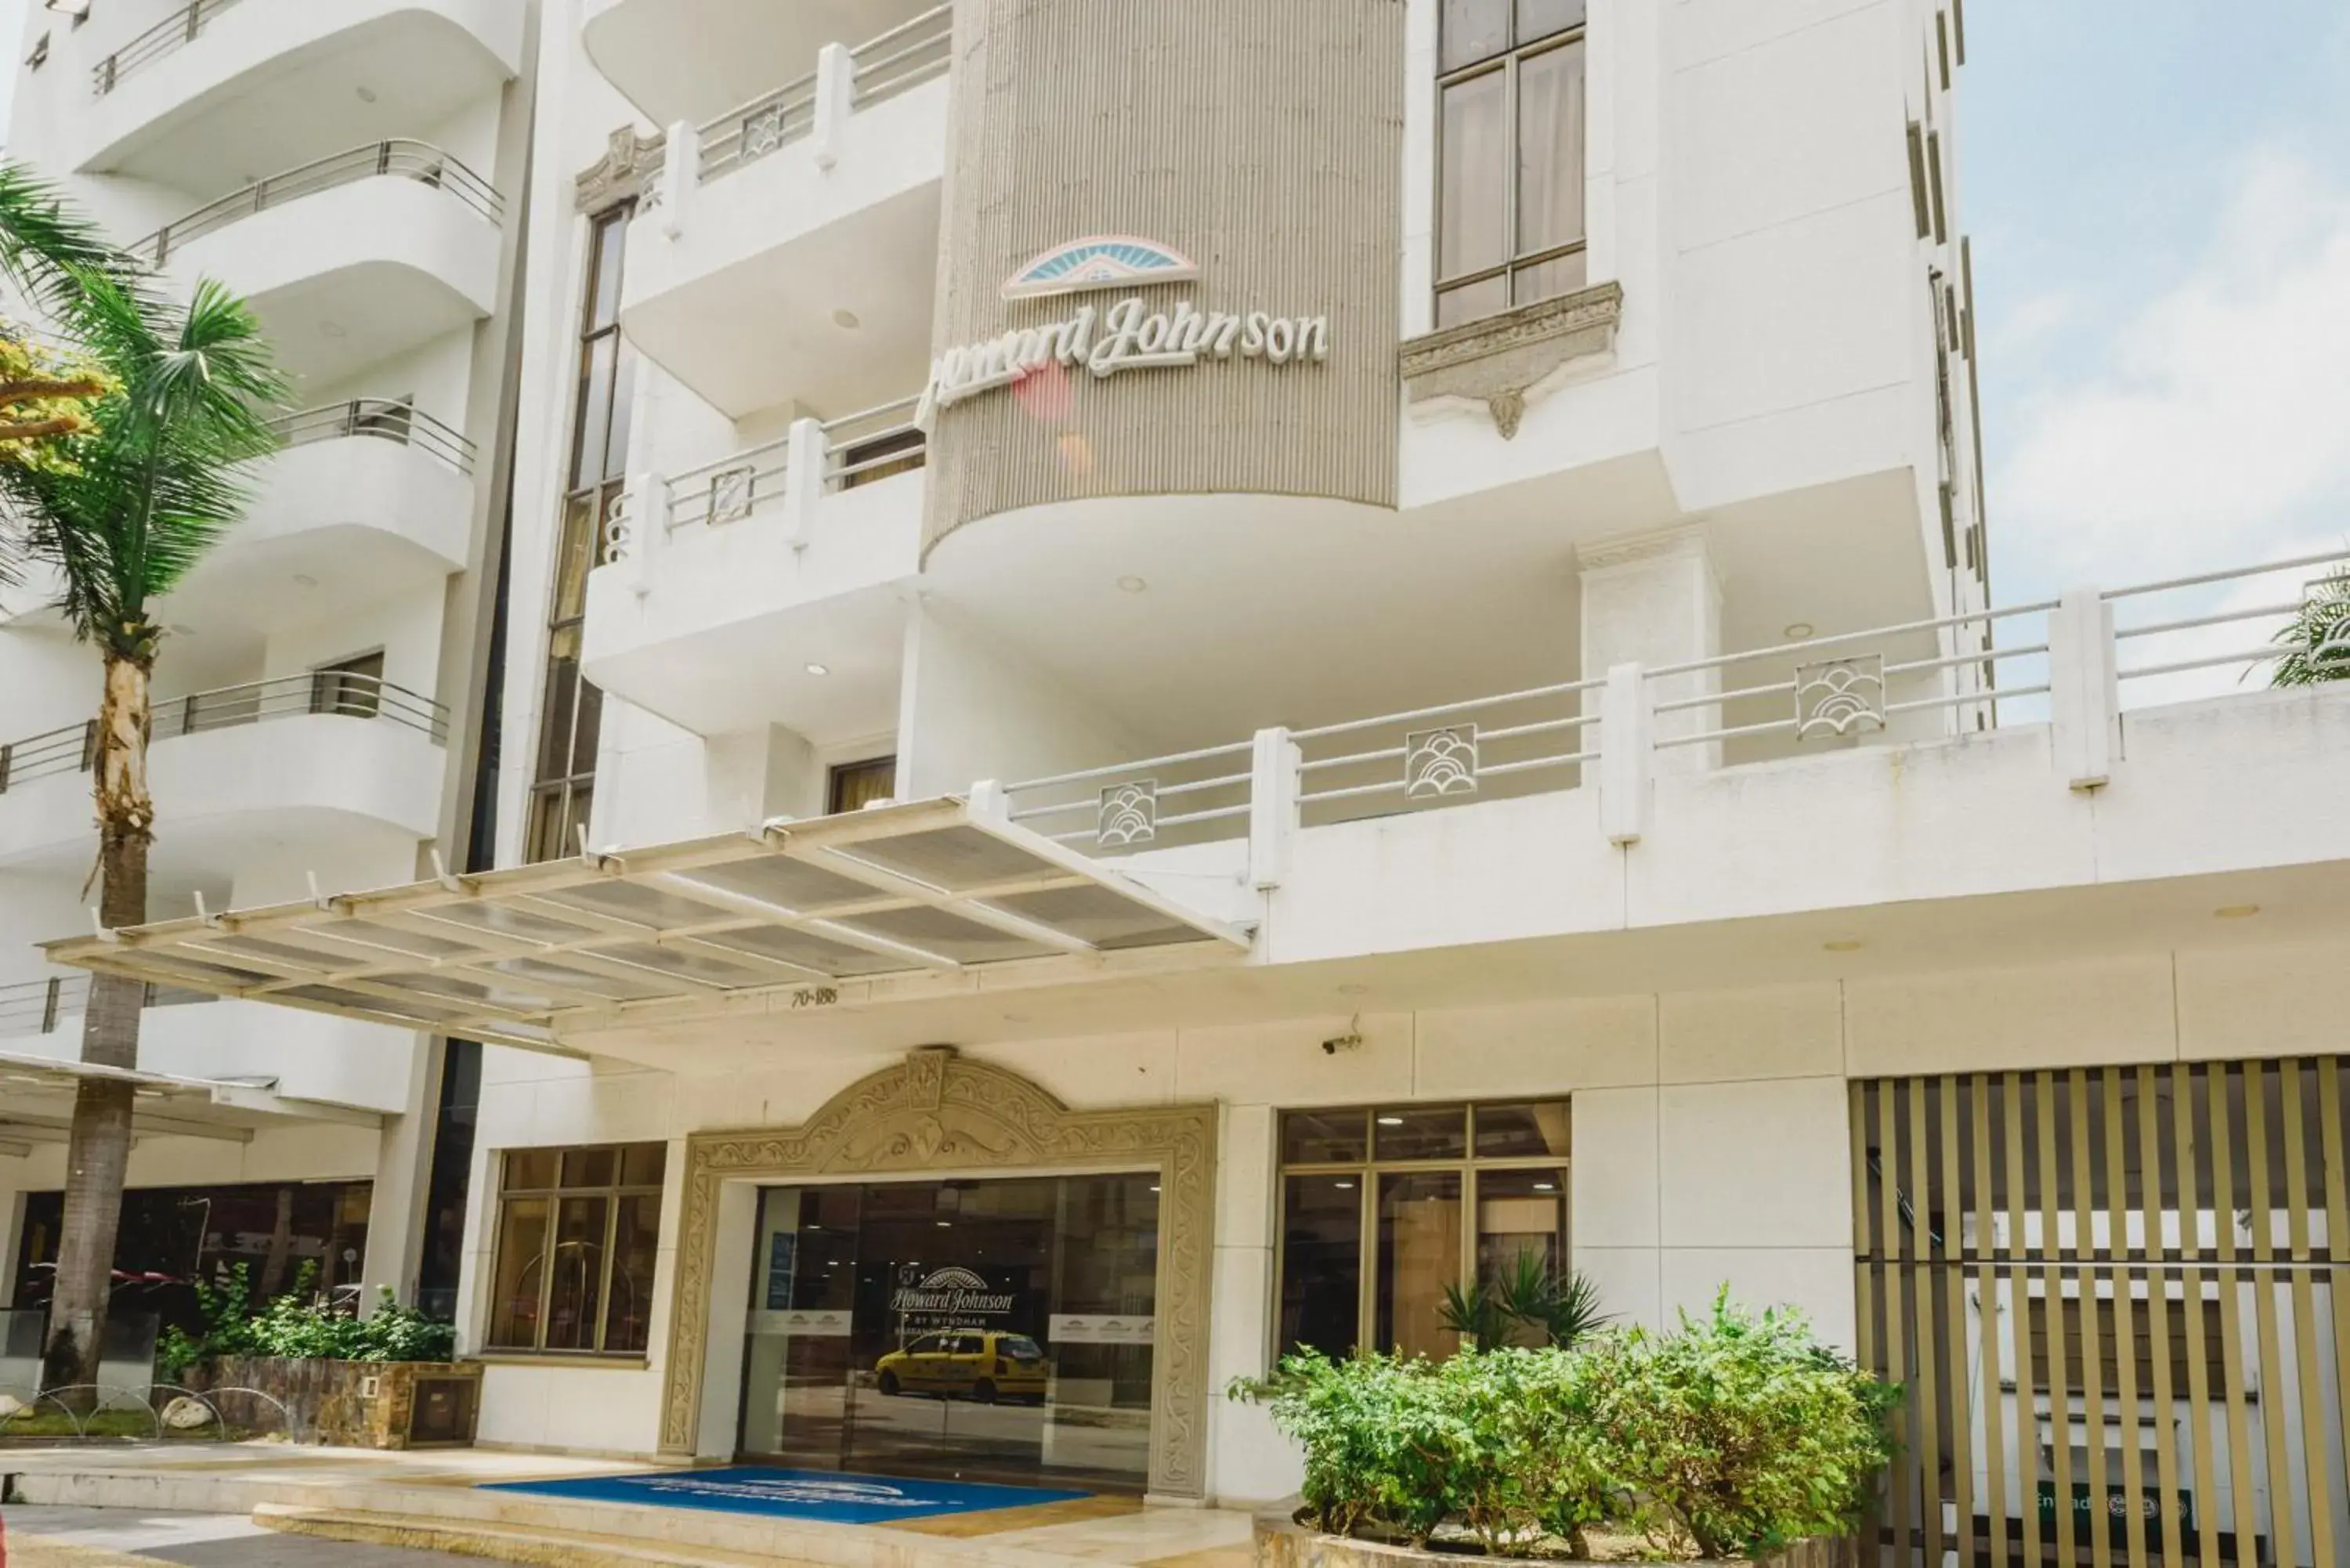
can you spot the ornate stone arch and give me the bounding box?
[659,1047,1219,1499]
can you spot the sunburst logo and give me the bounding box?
[1003,235,1199,301]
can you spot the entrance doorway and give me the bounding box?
[737,1173,1160,1490]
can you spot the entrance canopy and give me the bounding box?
[0,1050,380,1149]
[38,799,1254,1054]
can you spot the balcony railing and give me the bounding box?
[606,395,925,561]
[1001,547,2350,858]
[269,399,476,475]
[91,0,241,96]
[0,974,215,1040]
[128,141,503,267]
[696,4,951,183]
[0,674,449,796]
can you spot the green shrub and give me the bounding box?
[1578,1290,1897,1559]
[157,1263,456,1378]
[1231,1288,1896,1561]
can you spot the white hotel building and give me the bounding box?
[9,2,2350,1565]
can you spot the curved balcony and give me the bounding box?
[620,6,949,419]
[583,0,944,129]
[161,401,479,638]
[76,0,521,189]
[582,398,925,735]
[0,674,447,876]
[131,142,504,390]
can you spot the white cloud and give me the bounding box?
[1992,150,2350,597]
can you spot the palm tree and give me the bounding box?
[0,169,287,1404]
[2272,565,2350,686]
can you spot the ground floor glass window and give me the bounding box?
[739,1173,1159,1489]
[1278,1101,1569,1360]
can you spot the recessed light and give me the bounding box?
[1533,1182,1556,1192]
[2214,905,2261,919]
[1784,623,1816,640]
[935,1219,951,1228]
[1333,1180,1355,1190]
[1823,939,1864,952]
[804,662,829,676]
[318,321,345,339]
[291,573,318,588]
[831,309,860,330]
[1376,1115,1405,1126]
[356,85,378,103]
[1116,576,1148,593]
[1148,1184,1161,1194]
[1336,983,1368,996]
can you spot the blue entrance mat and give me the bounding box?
[483,1465,1092,1524]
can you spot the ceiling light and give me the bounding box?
[1116,576,1148,593]
[318,321,346,339]
[356,85,378,103]
[291,573,319,588]
[1376,1115,1405,1126]
[1784,623,1815,640]
[831,309,860,330]
[1148,1185,1161,1194]
[935,1219,951,1228]
[1336,983,1368,996]
[1822,939,1864,952]
[1533,1182,1556,1192]
[2214,905,2261,919]
[1333,1180,1355,1190]
[804,662,829,676]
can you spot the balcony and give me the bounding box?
[75,0,521,189]
[0,976,416,1115]
[620,6,949,418]
[583,0,947,129]
[0,674,447,876]
[160,401,479,638]
[581,399,925,735]
[131,142,504,390]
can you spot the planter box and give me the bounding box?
[1254,1508,1855,1568]
[197,1357,482,1449]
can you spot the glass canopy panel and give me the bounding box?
[829,905,1058,965]
[197,934,371,972]
[486,956,682,1002]
[667,857,885,913]
[689,926,910,978]
[418,901,600,943]
[591,942,786,987]
[819,827,1059,892]
[527,882,740,930]
[309,919,481,959]
[985,885,1214,950]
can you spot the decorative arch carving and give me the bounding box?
[658,1046,1219,1499]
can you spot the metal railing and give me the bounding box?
[129,141,503,267]
[821,395,926,490]
[269,399,476,475]
[850,4,953,107]
[92,0,240,95]
[0,974,216,1039]
[667,435,794,534]
[696,4,951,183]
[0,673,448,795]
[1000,546,2350,857]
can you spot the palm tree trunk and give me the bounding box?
[41,650,154,1409]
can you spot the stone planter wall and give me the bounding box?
[195,1357,482,1449]
[1254,1507,1855,1568]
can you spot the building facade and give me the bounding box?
[0,0,534,1354]
[13,2,2350,1565]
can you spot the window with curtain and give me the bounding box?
[486,1142,666,1356]
[1275,1101,1571,1361]
[1435,0,1589,329]
[526,203,636,864]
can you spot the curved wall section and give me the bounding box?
[924,0,1405,556]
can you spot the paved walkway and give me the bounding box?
[0,1445,1259,1568]
[2,1504,489,1568]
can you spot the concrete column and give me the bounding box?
[359,1036,437,1309]
[1206,1102,1302,1505]
[1577,526,1722,772]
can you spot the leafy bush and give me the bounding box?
[1231,1288,1896,1561]
[157,1263,456,1378]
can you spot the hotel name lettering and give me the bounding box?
[889,1283,1018,1316]
[920,296,1331,421]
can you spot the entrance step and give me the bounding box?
[255,1504,832,1568]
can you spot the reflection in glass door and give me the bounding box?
[738,1173,1159,1489]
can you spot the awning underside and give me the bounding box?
[0,1051,377,1149]
[39,799,1253,1052]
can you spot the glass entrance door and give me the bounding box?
[738,1173,1159,1490]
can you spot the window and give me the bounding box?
[310,652,385,721]
[526,204,636,863]
[1435,0,1588,329]
[486,1141,666,1355]
[837,428,925,491]
[826,756,897,815]
[1276,1101,1569,1360]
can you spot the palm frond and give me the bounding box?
[0,161,157,326]
[2272,565,2350,687]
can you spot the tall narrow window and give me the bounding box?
[1436,0,1588,328]
[526,205,636,863]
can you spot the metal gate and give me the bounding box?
[1853,1061,2350,1566]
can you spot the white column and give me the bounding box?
[1578,526,1722,773]
[359,1036,437,1309]
[1206,1102,1301,1505]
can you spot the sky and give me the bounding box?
[1964,2,2350,605]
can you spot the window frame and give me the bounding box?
[1433,6,1590,329]
[1274,1101,1571,1360]
[486,1141,667,1357]
[826,756,898,816]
